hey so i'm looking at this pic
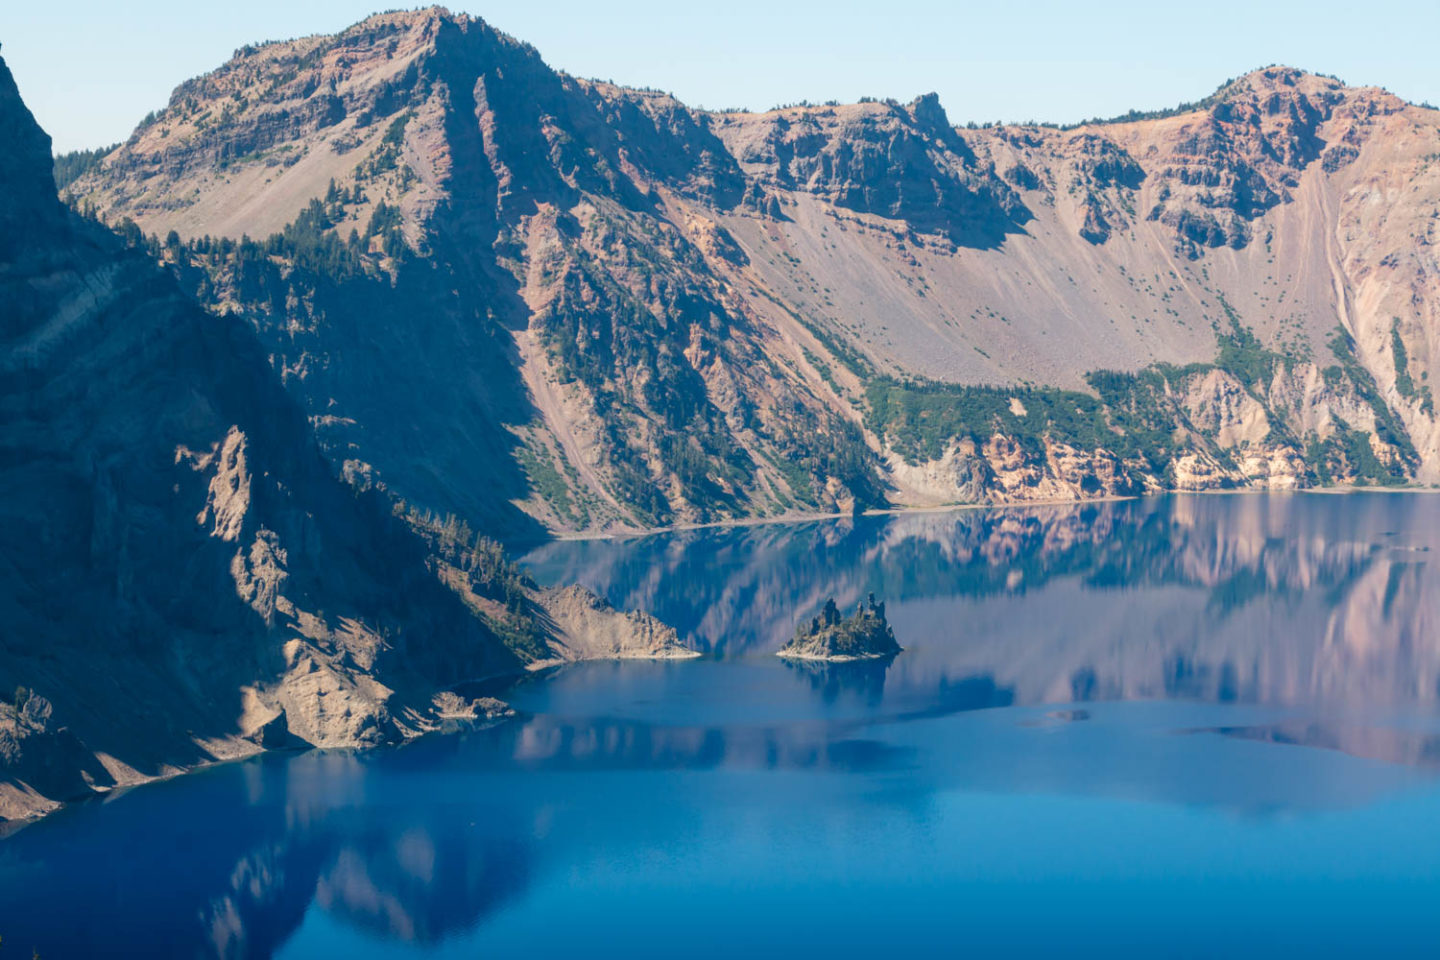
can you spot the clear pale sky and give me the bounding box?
[4,1,1439,153]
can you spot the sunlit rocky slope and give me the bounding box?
[63,8,1440,533]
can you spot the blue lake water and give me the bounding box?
[4,492,1440,957]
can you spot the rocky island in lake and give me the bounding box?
[778,595,902,661]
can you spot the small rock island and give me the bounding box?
[777,594,902,661]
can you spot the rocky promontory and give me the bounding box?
[528,585,701,669]
[778,595,902,661]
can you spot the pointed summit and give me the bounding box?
[908,91,951,133]
[0,56,65,255]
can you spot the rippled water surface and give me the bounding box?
[4,493,1440,957]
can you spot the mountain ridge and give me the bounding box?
[60,9,1440,533]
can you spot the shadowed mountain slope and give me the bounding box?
[0,50,531,819]
[0,52,686,822]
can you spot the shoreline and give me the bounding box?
[528,484,1440,545]
[8,483,1436,829]
[0,699,529,834]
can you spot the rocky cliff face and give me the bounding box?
[0,49,532,819]
[66,10,1440,532]
[0,53,681,822]
[716,93,1028,247]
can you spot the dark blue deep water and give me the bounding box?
[5,493,1440,957]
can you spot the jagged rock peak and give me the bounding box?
[907,91,952,133]
[0,56,66,252]
[778,594,902,661]
[179,5,531,89]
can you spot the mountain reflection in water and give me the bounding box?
[0,748,535,957]
[524,492,1439,714]
[2,493,1440,958]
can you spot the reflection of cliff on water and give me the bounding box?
[0,748,534,959]
[523,493,1440,711]
[783,656,896,707]
[510,714,916,775]
[1193,721,1440,771]
[0,701,995,959]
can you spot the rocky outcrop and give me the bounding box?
[1137,68,1343,255]
[532,585,699,668]
[778,595,901,661]
[715,93,1028,248]
[0,48,530,819]
[417,520,700,670]
[0,692,116,821]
